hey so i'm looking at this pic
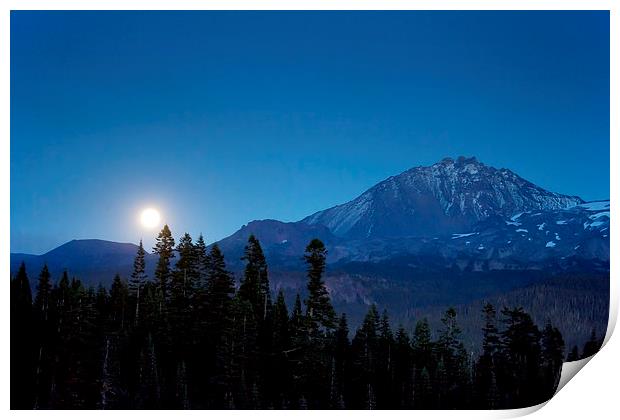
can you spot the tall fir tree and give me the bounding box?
[173,233,199,301]
[499,307,542,407]
[32,264,53,408]
[129,240,147,324]
[540,322,565,400]
[239,235,271,322]
[153,224,176,311]
[567,345,580,362]
[476,303,500,408]
[332,313,350,408]
[582,328,602,358]
[11,262,35,409]
[303,239,336,335]
[194,234,210,290]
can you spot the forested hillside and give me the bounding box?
[11,226,591,410]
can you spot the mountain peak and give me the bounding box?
[302,158,584,239]
[437,155,479,166]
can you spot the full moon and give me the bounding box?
[140,208,161,229]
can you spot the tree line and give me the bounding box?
[11,225,587,409]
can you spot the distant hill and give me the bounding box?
[10,239,157,287]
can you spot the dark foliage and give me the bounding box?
[11,229,569,409]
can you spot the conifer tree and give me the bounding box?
[582,328,602,358]
[32,264,54,408]
[109,274,129,331]
[303,239,336,335]
[476,303,500,408]
[393,326,412,408]
[171,233,198,360]
[13,262,33,312]
[540,322,564,400]
[153,224,175,310]
[499,307,542,407]
[481,303,499,356]
[412,318,432,370]
[174,233,199,302]
[332,313,350,408]
[135,333,161,409]
[289,294,305,339]
[412,318,433,408]
[351,305,379,408]
[272,290,289,349]
[194,234,210,289]
[11,262,35,409]
[288,293,309,407]
[268,290,290,407]
[129,240,147,323]
[202,244,237,407]
[34,264,52,321]
[239,235,271,321]
[567,345,580,362]
[377,310,395,408]
[436,308,469,407]
[205,244,235,316]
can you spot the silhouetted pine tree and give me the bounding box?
[300,239,337,408]
[239,235,271,322]
[582,328,603,358]
[304,239,336,334]
[171,232,199,386]
[498,307,542,408]
[376,310,395,408]
[153,224,175,312]
[331,314,350,408]
[129,240,147,325]
[238,235,274,406]
[540,322,565,400]
[476,303,500,408]
[11,262,35,409]
[393,326,412,408]
[194,234,211,289]
[351,305,380,409]
[269,290,291,408]
[567,345,580,362]
[173,233,199,303]
[204,244,237,408]
[32,264,54,409]
[412,318,433,409]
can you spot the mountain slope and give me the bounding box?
[301,156,584,239]
[10,239,156,286]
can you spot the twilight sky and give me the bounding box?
[11,11,609,254]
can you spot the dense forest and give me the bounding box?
[11,225,601,409]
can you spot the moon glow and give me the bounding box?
[140,208,161,229]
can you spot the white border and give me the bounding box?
[2,2,616,419]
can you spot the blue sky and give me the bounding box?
[11,11,609,254]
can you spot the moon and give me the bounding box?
[140,208,161,229]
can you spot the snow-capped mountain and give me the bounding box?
[301,156,584,239]
[213,157,606,270]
